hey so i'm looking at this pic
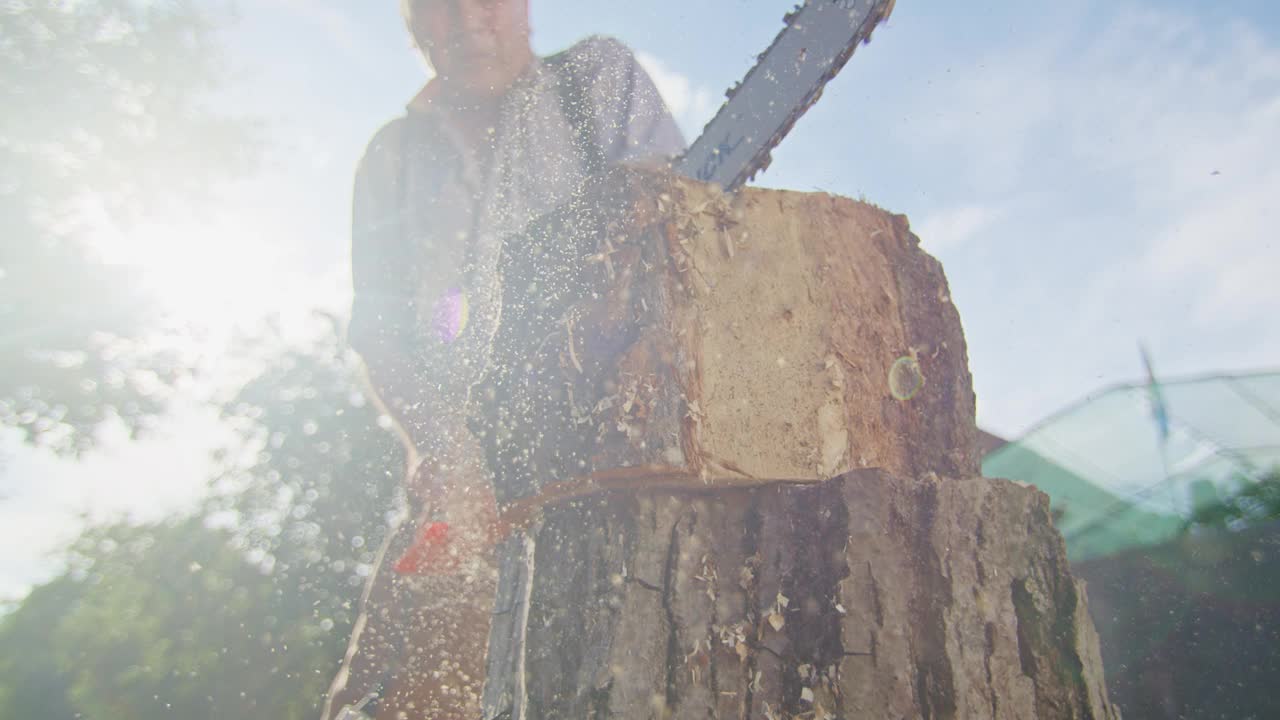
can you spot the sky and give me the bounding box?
[2,0,1278,598]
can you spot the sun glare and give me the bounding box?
[82,193,347,345]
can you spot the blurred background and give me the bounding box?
[1,1,1276,717]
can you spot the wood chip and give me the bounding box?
[768,612,785,632]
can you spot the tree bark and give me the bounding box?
[474,171,1116,719]
[482,471,1115,719]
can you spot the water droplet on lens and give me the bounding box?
[888,356,924,401]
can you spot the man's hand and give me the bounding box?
[395,432,504,575]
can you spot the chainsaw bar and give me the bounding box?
[675,0,896,191]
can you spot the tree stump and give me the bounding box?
[474,171,1116,719]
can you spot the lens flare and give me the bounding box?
[433,287,470,343]
[889,355,924,401]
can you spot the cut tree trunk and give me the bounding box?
[473,171,1116,719]
[475,169,978,514]
[482,472,1114,719]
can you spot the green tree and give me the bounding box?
[0,576,81,718]
[1183,467,1280,532]
[0,326,404,718]
[0,0,256,454]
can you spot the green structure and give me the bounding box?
[982,370,1280,561]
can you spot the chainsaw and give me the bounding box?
[677,0,896,191]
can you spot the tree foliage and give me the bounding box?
[0,3,406,716]
[0,0,256,454]
[0,326,404,718]
[1183,467,1280,532]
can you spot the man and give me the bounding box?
[325,1,684,717]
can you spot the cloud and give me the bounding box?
[956,8,1277,315]
[1076,12,1280,329]
[914,204,1002,254]
[1146,167,1280,325]
[889,2,1280,434]
[634,51,718,138]
[0,406,232,599]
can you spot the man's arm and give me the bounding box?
[330,124,498,720]
[348,124,438,452]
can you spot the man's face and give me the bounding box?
[409,0,533,98]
